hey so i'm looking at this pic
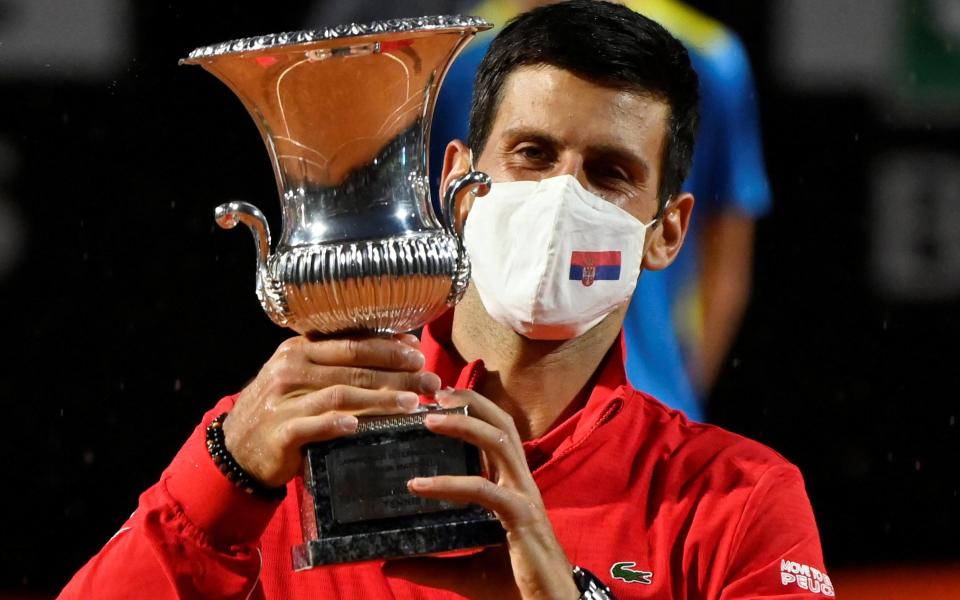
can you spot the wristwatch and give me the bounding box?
[572,565,616,599]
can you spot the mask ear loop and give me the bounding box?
[653,192,674,225]
[637,195,672,277]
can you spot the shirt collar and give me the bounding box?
[421,311,631,469]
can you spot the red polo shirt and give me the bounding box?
[60,315,832,599]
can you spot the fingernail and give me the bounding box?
[337,415,358,432]
[408,477,432,490]
[396,392,420,411]
[424,413,445,426]
[419,372,441,394]
[403,348,424,369]
[435,387,456,406]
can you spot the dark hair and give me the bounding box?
[468,0,700,209]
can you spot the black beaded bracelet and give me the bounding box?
[205,412,287,501]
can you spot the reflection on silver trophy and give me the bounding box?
[183,16,492,335]
[182,16,506,569]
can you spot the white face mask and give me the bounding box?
[464,174,658,340]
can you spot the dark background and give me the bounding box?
[0,1,957,594]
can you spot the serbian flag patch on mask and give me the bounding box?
[569,251,621,287]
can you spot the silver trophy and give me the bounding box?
[182,16,505,569]
[182,16,492,335]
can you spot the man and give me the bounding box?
[61,2,830,598]
[431,0,772,421]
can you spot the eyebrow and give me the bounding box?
[500,127,563,150]
[500,127,651,180]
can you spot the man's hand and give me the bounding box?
[222,334,441,488]
[396,389,580,600]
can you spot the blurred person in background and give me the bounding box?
[432,0,771,422]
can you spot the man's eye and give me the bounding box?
[518,146,547,161]
[596,168,629,184]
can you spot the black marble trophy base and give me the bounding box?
[292,514,507,569]
[292,407,506,570]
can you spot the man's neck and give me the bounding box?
[450,287,624,440]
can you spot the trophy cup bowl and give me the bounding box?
[182,16,505,569]
[182,16,493,336]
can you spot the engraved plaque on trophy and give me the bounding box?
[180,15,505,568]
[296,406,504,567]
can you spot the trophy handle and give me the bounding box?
[215,201,290,326]
[441,171,491,305]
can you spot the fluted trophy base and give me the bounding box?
[293,406,506,569]
[282,274,453,335]
[270,232,466,335]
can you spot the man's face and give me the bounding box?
[474,64,669,224]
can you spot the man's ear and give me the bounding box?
[643,192,694,271]
[438,139,476,231]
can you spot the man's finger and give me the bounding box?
[290,386,422,418]
[435,389,519,443]
[286,365,440,395]
[280,412,360,448]
[407,475,537,528]
[422,413,526,480]
[393,332,422,349]
[427,391,529,486]
[300,337,426,371]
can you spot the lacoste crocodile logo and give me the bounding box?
[611,562,653,584]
